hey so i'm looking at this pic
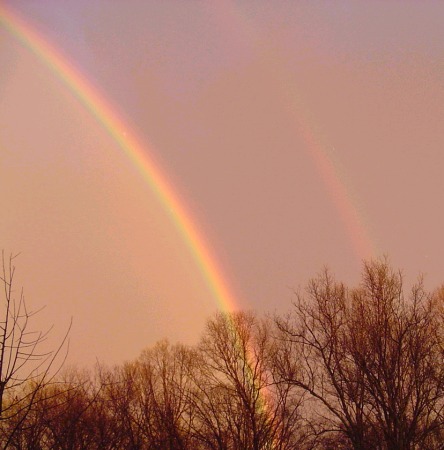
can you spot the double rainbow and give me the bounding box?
[1,5,377,442]
[1,4,375,315]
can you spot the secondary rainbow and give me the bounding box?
[296,120,375,261]
[222,1,376,262]
[0,4,238,312]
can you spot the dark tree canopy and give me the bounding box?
[2,256,444,449]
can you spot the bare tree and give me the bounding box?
[276,259,444,450]
[348,262,444,449]
[0,252,70,448]
[97,341,200,450]
[275,268,371,449]
[135,340,198,449]
[194,311,304,450]
[99,362,145,449]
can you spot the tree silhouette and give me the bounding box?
[276,259,444,449]
[0,252,70,448]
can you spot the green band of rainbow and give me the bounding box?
[0,4,238,312]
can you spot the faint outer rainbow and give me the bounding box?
[222,1,376,263]
[293,113,376,261]
[0,5,238,312]
[270,59,376,261]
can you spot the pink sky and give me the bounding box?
[1,0,444,366]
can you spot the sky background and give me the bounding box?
[1,0,444,366]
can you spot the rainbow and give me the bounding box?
[0,4,238,312]
[296,121,375,261]
[1,2,376,317]
[1,5,375,442]
[222,1,376,262]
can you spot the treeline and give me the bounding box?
[2,257,444,449]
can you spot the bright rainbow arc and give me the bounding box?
[0,5,238,313]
